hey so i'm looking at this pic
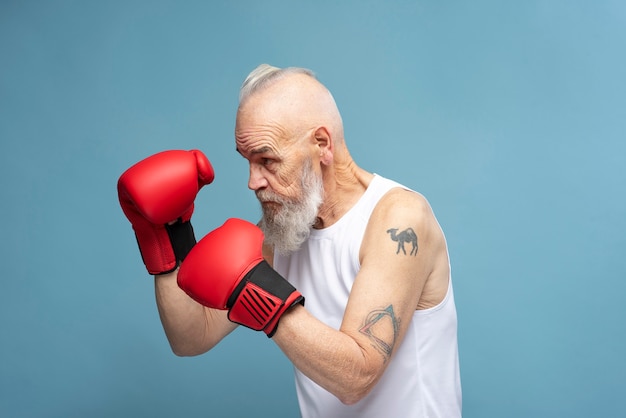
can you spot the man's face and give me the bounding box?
[236,113,324,254]
[256,156,324,254]
[235,76,331,254]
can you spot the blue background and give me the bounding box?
[1,1,625,417]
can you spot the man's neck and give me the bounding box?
[314,159,373,229]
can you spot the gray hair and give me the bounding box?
[239,64,316,104]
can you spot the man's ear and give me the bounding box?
[314,126,333,165]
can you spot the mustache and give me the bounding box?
[256,189,293,205]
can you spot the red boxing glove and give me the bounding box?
[117,150,214,275]
[178,218,304,337]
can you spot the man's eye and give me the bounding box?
[262,158,273,166]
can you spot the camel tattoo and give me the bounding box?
[386,227,418,256]
[359,305,400,361]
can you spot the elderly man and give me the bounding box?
[118,64,462,417]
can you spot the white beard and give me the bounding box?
[257,159,324,255]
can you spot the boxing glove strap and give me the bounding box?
[165,218,196,265]
[228,260,304,335]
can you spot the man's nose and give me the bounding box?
[248,164,268,191]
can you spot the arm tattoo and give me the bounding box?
[359,305,400,361]
[386,227,418,256]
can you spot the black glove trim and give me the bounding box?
[227,260,296,308]
[165,218,196,265]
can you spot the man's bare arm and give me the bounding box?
[155,270,237,356]
[272,189,444,404]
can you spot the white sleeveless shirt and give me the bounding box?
[274,175,462,418]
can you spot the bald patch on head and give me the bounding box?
[236,72,344,144]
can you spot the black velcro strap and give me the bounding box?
[227,260,296,308]
[165,219,196,263]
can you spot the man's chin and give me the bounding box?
[261,203,283,219]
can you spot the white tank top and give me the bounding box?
[274,175,462,418]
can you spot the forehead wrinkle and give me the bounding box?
[236,118,288,141]
[235,130,283,158]
[236,144,278,160]
[250,145,274,155]
[235,119,293,159]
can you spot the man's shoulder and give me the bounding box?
[374,183,431,223]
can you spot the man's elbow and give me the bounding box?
[168,339,214,357]
[338,393,365,406]
[335,369,380,405]
[170,344,202,357]
[337,385,375,406]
